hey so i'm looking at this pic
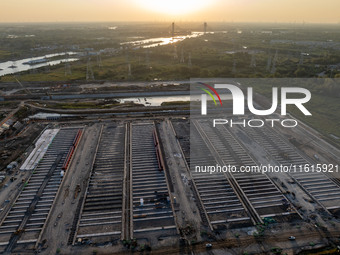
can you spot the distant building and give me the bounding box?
[1,118,14,130]
[317,71,327,77]
[13,121,23,130]
[7,161,18,170]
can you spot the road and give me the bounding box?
[0,101,24,127]
[38,124,101,254]
[159,120,203,240]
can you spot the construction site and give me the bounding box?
[0,85,340,254]
[0,20,340,254]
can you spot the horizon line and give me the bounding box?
[1,20,340,25]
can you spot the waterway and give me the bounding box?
[0,52,78,77]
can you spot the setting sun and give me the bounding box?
[134,0,214,15]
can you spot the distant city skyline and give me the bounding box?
[1,0,340,23]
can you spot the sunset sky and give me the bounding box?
[1,0,340,23]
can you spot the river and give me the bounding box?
[0,52,79,77]
[121,32,204,48]
[0,31,205,77]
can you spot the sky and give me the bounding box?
[1,0,340,23]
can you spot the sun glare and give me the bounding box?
[135,0,213,15]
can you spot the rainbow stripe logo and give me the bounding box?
[198,82,223,106]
